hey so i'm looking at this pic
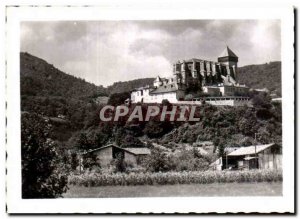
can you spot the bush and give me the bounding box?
[144,148,176,172]
[184,94,194,101]
[108,92,130,106]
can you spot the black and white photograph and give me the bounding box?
[5,4,295,214]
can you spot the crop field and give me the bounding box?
[63,182,282,198]
[68,170,282,187]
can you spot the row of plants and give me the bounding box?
[68,169,282,187]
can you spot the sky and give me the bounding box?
[21,20,281,87]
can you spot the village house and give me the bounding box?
[211,143,282,170]
[81,144,151,169]
[130,46,249,106]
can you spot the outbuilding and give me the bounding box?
[211,143,282,170]
[82,144,151,169]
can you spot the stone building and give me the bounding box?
[130,46,249,105]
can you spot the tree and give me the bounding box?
[144,121,164,138]
[70,152,79,171]
[21,113,68,198]
[108,92,130,106]
[75,132,91,151]
[251,92,272,109]
[213,136,227,157]
[120,134,144,148]
[161,99,171,106]
[184,94,194,101]
[144,148,176,172]
[82,153,99,170]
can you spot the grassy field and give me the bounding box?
[63,182,282,198]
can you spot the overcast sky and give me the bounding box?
[21,20,280,87]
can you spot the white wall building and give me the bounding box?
[130,46,250,106]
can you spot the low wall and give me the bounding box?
[175,99,249,106]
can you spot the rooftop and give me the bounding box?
[125,147,151,155]
[227,143,276,156]
[83,144,151,156]
[150,83,179,94]
[219,46,238,58]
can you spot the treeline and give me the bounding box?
[106,78,155,94]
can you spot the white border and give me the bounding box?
[6,4,294,213]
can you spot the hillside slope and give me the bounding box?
[21,52,107,98]
[20,52,108,139]
[238,61,281,95]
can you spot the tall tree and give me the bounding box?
[21,113,68,198]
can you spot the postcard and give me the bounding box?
[5,3,295,214]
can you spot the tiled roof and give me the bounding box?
[125,147,151,155]
[150,83,178,94]
[227,143,275,156]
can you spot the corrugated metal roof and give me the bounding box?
[125,147,151,155]
[227,143,275,156]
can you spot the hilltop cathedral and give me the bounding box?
[130,46,250,106]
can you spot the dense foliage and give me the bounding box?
[106,78,155,94]
[238,61,281,95]
[21,113,68,198]
[21,52,107,98]
[20,52,282,180]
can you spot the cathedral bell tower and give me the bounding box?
[217,46,238,80]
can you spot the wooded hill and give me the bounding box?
[238,61,281,95]
[21,52,281,98]
[21,52,108,98]
[20,52,282,154]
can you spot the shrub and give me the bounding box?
[144,148,176,172]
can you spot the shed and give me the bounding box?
[125,148,151,165]
[82,144,151,169]
[223,143,282,170]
